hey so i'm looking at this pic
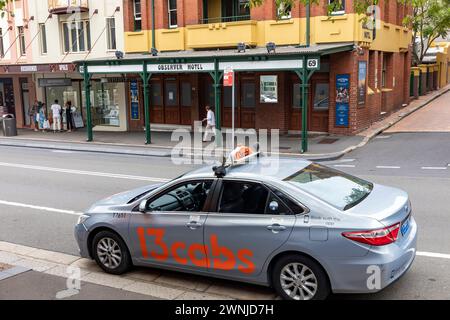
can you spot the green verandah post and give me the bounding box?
[212,59,223,148]
[83,63,93,142]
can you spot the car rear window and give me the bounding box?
[284,163,373,211]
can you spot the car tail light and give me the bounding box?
[342,223,401,246]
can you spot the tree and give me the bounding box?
[405,0,450,65]
[0,1,8,17]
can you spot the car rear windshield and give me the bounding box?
[284,163,373,211]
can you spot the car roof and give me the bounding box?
[182,157,312,182]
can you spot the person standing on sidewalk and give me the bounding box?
[202,105,216,142]
[50,99,62,133]
[65,101,74,133]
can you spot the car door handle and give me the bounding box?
[266,224,287,232]
[186,221,202,229]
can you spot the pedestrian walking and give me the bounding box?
[65,101,74,132]
[29,100,40,132]
[202,105,216,142]
[50,99,62,133]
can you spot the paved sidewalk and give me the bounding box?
[0,84,448,160]
[0,241,274,300]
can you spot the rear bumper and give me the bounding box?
[328,217,418,294]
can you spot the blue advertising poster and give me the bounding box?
[335,74,350,127]
[130,80,139,120]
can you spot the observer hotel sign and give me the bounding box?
[148,63,215,73]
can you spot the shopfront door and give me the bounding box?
[150,79,164,123]
[240,79,256,128]
[164,79,180,124]
[310,79,329,132]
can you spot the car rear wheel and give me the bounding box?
[272,254,330,300]
[92,231,131,275]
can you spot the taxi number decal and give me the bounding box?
[136,227,255,274]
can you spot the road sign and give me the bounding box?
[224,68,234,87]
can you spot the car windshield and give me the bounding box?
[284,163,373,211]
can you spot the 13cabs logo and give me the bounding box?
[137,227,256,274]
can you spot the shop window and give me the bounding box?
[277,2,292,20]
[0,28,4,57]
[165,81,178,106]
[39,24,48,54]
[168,0,177,28]
[241,82,255,108]
[313,83,329,110]
[329,0,345,15]
[151,82,162,105]
[17,26,26,56]
[82,81,121,127]
[181,82,192,107]
[62,21,91,53]
[106,18,117,51]
[133,0,142,31]
[292,83,302,108]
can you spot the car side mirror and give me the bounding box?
[139,199,148,213]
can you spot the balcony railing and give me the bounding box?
[48,0,89,14]
[200,15,251,24]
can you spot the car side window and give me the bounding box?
[218,181,269,215]
[268,186,305,215]
[265,192,292,215]
[147,180,213,212]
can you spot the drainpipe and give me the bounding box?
[151,0,156,52]
[306,0,310,47]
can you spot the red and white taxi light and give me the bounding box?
[342,223,401,246]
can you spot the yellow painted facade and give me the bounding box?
[124,14,411,54]
[433,42,450,88]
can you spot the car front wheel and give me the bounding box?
[92,231,131,275]
[272,254,330,300]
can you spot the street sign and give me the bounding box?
[224,68,234,87]
[306,58,320,70]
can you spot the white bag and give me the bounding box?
[73,113,84,128]
[43,120,50,130]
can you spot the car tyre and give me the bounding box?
[272,254,330,300]
[92,230,131,275]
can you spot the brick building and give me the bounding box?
[81,0,413,140]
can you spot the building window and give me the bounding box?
[329,0,345,15]
[62,21,91,53]
[260,75,278,103]
[168,0,177,28]
[277,2,292,20]
[241,82,255,108]
[0,28,4,58]
[382,54,387,87]
[106,18,117,50]
[133,0,142,31]
[17,26,26,56]
[39,24,48,54]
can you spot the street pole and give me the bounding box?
[213,59,222,148]
[142,62,151,144]
[306,0,310,47]
[151,0,156,52]
[301,57,308,153]
[232,72,235,149]
[83,63,93,142]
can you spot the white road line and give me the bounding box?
[0,162,170,182]
[0,200,82,216]
[333,164,356,168]
[376,166,401,169]
[421,167,448,170]
[417,251,450,260]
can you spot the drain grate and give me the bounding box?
[318,138,339,144]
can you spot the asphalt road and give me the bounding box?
[0,131,449,299]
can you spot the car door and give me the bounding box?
[204,179,297,280]
[129,179,216,272]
